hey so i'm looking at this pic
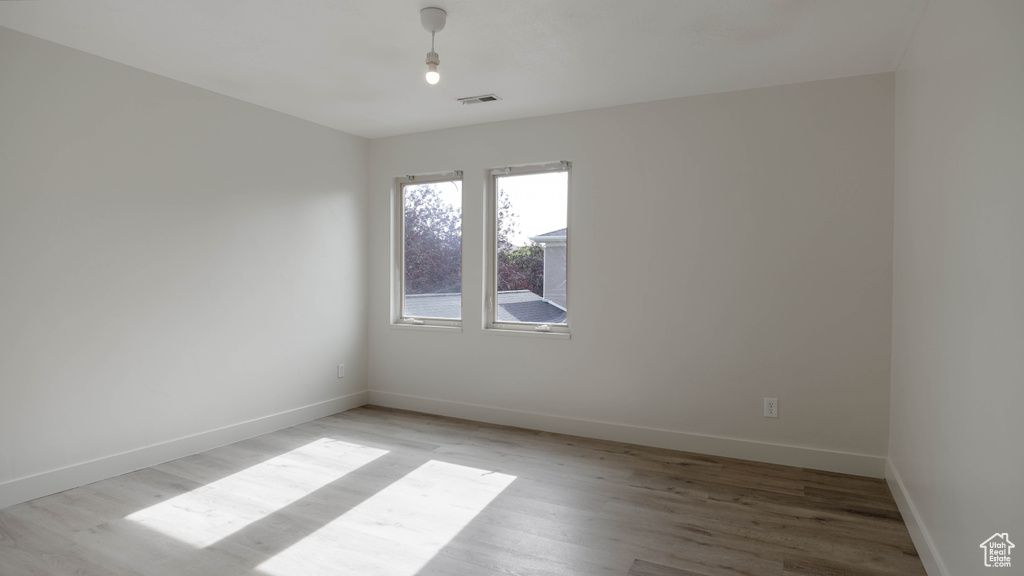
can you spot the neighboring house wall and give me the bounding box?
[890,1,1024,574]
[369,72,895,476]
[0,28,369,507]
[542,244,567,309]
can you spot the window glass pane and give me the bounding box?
[495,171,568,324]
[403,180,462,319]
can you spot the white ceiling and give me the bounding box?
[0,0,926,139]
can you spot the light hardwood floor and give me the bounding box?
[0,406,925,576]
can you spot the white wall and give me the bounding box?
[369,73,895,475]
[890,1,1024,574]
[0,27,369,507]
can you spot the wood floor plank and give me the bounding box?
[782,553,924,576]
[629,558,710,576]
[601,498,921,576]
[0,406,925,576]
[801,486,900,513]
[797,469,894,498]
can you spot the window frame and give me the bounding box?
[484,161,572,336]
[392,170,464,329]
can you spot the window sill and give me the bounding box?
[390,323,462,333]
[481,327,570,340]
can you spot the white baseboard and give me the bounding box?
[886,458,947,576]
[0,391,369,511]
[368,390,886,477]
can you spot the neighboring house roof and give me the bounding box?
[405,290,566,324]
[529,228,567,243]
[495,290,567,323]
[403,292,462,319]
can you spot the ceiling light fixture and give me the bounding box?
[420,7,446,85]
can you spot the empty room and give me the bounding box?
[0,1,1020,575]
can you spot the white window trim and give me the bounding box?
[392,170,464,329]
[484,161,572,336]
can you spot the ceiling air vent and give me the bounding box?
[457,94,501,105]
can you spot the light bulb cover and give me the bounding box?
[426,63,440,85]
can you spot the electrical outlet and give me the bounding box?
[337,364,345,379]
[764,397,778,418]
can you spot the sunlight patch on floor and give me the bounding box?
[257,460,516,576]
[126,437,387,547]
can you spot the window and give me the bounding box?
[393,171,463,327]
[485,162,570,335]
